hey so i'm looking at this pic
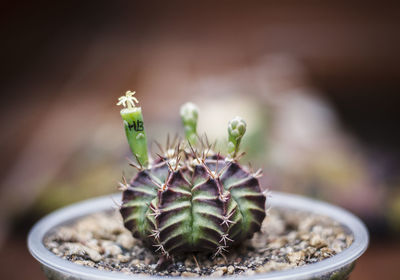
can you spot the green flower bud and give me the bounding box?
[228,116,247,158]
[180,102,199,145]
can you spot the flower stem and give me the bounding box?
[120,107,149,167]
[180,102,199,145]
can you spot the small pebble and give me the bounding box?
[130,259,140,266]
[181,271,199,277]
[116,233,135,250]
[121,267,131,274]
[227,265,235,274]
[287,251,305,264]
[215,266,227,273]
[184,258,193,267]
[74,260,95,267]
[210,270,224,277]
[310,234,326,248]
[117,254,130,263]
[245,269,256,275]
[102,241,122,256]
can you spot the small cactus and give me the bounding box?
[117,93,266,261]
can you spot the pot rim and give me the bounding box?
[28,191,369,280]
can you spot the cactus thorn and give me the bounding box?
[166,161,174,172]
[192,254,200,270]
[148,174,163,189]
[219,234,234,245]
[166,133,170,151]
[215,152,220,174]
[187,141,199,160]
[214,245,229,258]
[127,157,143,171]
[196,134,204,150]
[110,196,122,209]
[149,229,161,240]
[219,192,230,202]
[155,153,166,162]
[217,161,231,177]
[154,141,165,155]
[200,158,216,179]
[171,133,179,150]
[117,174,129,191]
[149,204,162,218]
[175,156,182,170]
[220,211,236,227]
[212,139,217,151]
[201,150,206,161]
[175,141,181,159]
[153,244,169,256]
[204,134,211,148]
[253,168,263,178]
[133,153,143,169]
[117,181,128,191]
[233,151,246,162]
[205,142,212,159]
[122,174,128,184]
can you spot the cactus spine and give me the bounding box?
[118,92,266,260]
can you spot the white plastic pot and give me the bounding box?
[28,192,368,280]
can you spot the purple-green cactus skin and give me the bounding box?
[117,95,266,260]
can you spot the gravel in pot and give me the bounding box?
[44,207,353,277]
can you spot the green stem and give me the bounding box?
[120,107,149,167]
[180,102,199,145]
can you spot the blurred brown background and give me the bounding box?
[1,1,400,279]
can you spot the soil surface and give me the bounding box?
[44,208,353,277]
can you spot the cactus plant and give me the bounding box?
[117,92,266,262]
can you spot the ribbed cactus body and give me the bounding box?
[120,154,266,257]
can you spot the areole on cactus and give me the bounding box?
[117,91,266,263]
